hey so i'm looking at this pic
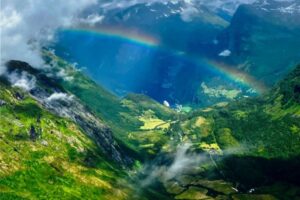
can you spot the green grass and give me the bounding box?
[0,82,133,200]
[24,53,300,199]
[43,53,177,158]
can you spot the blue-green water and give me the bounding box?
[53,30,248,105]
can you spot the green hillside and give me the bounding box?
[1,57,300,199]
[160,65,300,199]
[43,53,177,159]
[0,80,133,200]
[217,4,300,86]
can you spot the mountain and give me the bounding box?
[42,52,177,159]
[0,58,179,199]
[98,1,228,51]
[1,54,300,199]
[54,1,260,107]
[92,0,257,22]
[3,1,300,199]
[157,64,300,199]
[0,64,134,199]
[216,0,300,86]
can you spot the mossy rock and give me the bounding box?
[164,181,185,194]
[175,186,212,199]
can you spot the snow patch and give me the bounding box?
[218,49,231,57]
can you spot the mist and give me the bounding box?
[0,0,97,73]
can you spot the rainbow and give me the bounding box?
[68,26,159,47]
[65,26,268,93]
[197,58,268,93]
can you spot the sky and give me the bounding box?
[0,0,97,73]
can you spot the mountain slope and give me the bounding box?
[216,0,300,86]
[1,55,300,199]
[41,56,300,199]
[53,1,240,107]
[42,52,178,159]
[4,60,132,166]
[161,64,300,199]
[0,77,133,200]
[0,58,178,199]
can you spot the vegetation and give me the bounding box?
[0,81,133,200]
[2,54,300,199]
[43,53,177,159]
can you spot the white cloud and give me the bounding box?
[47,92,73,102]
[163,100,170,107]
[0,66,7,76]
[140,143,202,186]
[7,71,36,91]
[0,0,97,72]
[218,49,231,57]
[79,14,105,26]
[163,143,204,180]
[196,0,257,14]
[54,68,74,82]
[180,6,199,22]
[0,0,258,76]
[138,142,245,189]
[97,0,257,15]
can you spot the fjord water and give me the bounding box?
[53,30,249,105]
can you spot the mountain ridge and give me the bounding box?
[1,58,300,199]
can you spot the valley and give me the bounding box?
[1,55,300,199]
[1,0,300,199]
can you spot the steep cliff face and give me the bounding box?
[216,1,300,86]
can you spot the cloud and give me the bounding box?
[96,0,257,15]
[163,100,170,107]
[0,0,97,73]
[78,14,105,26]
[140,143,209,187]
[0,0,258,77]
[137,141,245,191]
[218,49,231,57]
[54,68,74,82]
[7,71,36,91]
[180,5,200,22]
[163,143,205,180]
[196,0,257,14]
[47,92,73,102]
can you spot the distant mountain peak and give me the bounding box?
[253,0,300,14]
[93,0,258,20]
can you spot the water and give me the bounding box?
[53,30,246,105]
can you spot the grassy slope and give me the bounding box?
[69,54,300,198]
[44,54,177,158]
[220,5,300,86]
[19,53,300,199]
[193,65,300,159]
[158,65,300,199]
[0,81,133,200]
[164,65,300,159]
